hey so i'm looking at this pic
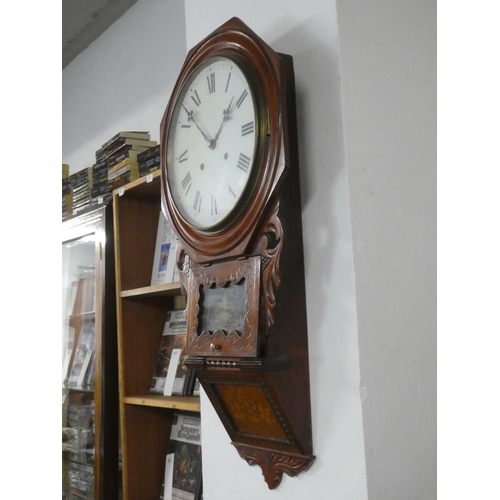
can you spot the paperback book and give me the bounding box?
[161,412,202,500]
[68,315,96,391]
[101,131,150,150]
[150,309,193,396]
[151,211,179,286]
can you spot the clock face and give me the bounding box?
[166,56,259,230]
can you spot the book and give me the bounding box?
[162,412,202,500]
[105,142,144,164]
[108,148,145,168]
[151,211,179,286]
[69,167,93,214]
[101,131,150,150]
[96,137,157,161]
[62,164,73,217]
[150,307,192,396]
[62,325,75,385]
[98,143,152,164]
[139,146,161,177]
[68,314,96,390]
[107,157,139,178]
[137,143,160,163]
[107,170,139,191]
[139,163,161,178]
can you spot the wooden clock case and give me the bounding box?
[160,17,314,489]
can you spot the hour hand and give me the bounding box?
[182,104,211,143]
[213,97,234,144]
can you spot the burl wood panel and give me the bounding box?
[214,384,288,441]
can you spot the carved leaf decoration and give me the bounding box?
[176,246,190,296]
[235,445,313,490]
[260,199,283,332]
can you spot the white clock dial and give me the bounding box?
[166,56,258,230]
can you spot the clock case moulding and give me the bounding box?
[160,17,314,489]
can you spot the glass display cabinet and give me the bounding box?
[62,203,119,500]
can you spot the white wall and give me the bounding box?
[62,0,187,174]
[62,1,436,499]
[336,1,437,498]
[183,1,367,499]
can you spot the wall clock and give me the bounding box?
[160,17,314,489]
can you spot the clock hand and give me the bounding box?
[210,97,234,149]
[182,104,211,145]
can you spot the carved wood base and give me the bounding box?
[233,444,315,489]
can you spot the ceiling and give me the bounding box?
[62,0,139,69]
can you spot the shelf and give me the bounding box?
[68,310,96,319]
[120,282,182,299]
[123,394,200,412]
[114,169,161,198]
[66,387,96,394]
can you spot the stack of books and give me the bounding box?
[91,157,110,202]
[91,132,157,197]
[62,163,72,218]
[92,131,156,200]
[138,144,161,177]
[70,167,93,214]
[62,399,96,498]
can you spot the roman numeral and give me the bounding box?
[241,121,254,137]
[228,185,236,198]
[191,90,201,107]
[193,190,202,212]
[236,89,248,108]
[225,73,232,93]
[237,152,251,173]
[181,124,191,128]
[211,195,218,216]
[181,172,192,192]
[207,73,215,94]
[178,150,188,163]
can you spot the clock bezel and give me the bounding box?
[160,19,288,263]
[165,54,261,233]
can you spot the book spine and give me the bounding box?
[107,171,139,190]
[108,149,140,168]
[139,154,161,169]
[108,162,138,180]
[139,164,160,177]
[91,184,109,198]
[137,144,160,163]
[70,167,92,183]
[101,132,150,150]
[101,132,122,150]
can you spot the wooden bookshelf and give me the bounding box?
[113,170,200,500]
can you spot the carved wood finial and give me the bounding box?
[234,445,314,489]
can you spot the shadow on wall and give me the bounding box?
[274,13,361,452]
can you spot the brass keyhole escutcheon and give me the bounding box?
[210,342,220,352]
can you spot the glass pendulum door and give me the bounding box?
[62,226,97,500]
[62,204,118,500]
